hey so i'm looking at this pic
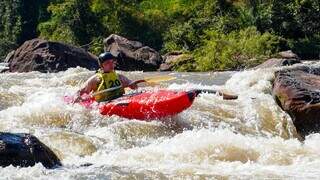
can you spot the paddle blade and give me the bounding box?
[144,75,176,83]
[144,82,158,87]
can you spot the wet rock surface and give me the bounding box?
[273,66,320,137]
[0,132,61,168]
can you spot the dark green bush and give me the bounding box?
[289,35,320,59]
[194,27,281,71]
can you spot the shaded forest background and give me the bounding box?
[0,0,319,71]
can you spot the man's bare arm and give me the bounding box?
[72,75,101,103]
[72,75,100,103]
[119,74,137,89]
[78,75,100,95]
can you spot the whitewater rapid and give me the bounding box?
[1,64,320,179]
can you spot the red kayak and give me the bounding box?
[65,90,198,120]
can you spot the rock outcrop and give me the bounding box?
[5,38,99,73]
[255,58,301,69]
[159,51,184,71]
[273,66,320,137]
[278,50,300,59]
[0,132,61,168]
[159,52,195,71]
[104,34,163,71]
[254,50,301,69]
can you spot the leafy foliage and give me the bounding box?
[0,0,319,68]
[38,0,102,45]
[0,0,50,60]
[194,27,281,71]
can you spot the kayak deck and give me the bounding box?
[99,90,197,120]
[65,89,197,120]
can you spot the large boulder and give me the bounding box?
[0,132,61,168]
[273,66,320,137]
[104,34,162,71]
[5,38,99,73]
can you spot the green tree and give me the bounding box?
[0,0,22,60]
[163,0,239,53]
[0,0,50,60]
[91,0,166,50]
[38,0,102,46]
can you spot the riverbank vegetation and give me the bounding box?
[1,0,319,71]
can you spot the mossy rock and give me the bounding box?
[170,54,197,72]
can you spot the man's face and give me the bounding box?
[102,59,115,72]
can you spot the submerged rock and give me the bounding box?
[104,34,163,71]
[273,66,320,137]
[5,38,98,73]
[0,132,61,168]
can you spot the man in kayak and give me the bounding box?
[74,52,137,102]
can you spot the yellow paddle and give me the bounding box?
[91,75,176,97]
[144,75,176,83]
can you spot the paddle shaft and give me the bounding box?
[90,75,238,100]
[92,86,238,100]
[91,79,145,97]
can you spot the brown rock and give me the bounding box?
[6,38,99,73]
[159,51,184,71]
[162,51,184,64]
[104,34,162,71]
[254,58,301,69]
[159,52,195,72]
[0,132,61,168]
[278,50,299,59]
[159,63,172,71]
[273,66,320,137]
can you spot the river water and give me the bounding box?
[1,64,320,179]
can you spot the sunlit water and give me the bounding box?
[1,62,320,179]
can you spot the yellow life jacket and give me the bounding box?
[95,71,124,102]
